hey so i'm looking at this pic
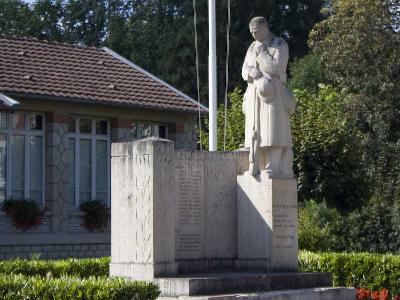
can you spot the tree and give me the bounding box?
[288,52,328,93]
[31,0,64,41]
[292,85,369,211]
[309,0,400,203]
[104,0,130,55]
[63,0,107,46]
[0,0,35,36]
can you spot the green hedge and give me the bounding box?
[0,274,160,300]
[0,257,110,278]
[299,251,400,295]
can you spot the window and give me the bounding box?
[0,111,44,205]
[131,122,167,139]
[69,118,110,207]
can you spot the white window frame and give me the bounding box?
[0,111,45,206]
[69,117,110,208]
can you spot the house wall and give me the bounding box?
[0,98,200,259]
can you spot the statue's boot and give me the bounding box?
[245,162,259,176]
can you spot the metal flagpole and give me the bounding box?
[208,0,217,151]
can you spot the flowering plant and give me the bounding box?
[2,199,44,230]
[357,288,396,300]
[79,200,109,231]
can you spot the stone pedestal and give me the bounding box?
[110,138,177,280]
[237,174,298,271]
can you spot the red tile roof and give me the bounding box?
[0,35,206,113]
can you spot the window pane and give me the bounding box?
[68,118,76,133]
[96,192,107,203]
[29,114,43,130]
[139,123,151,138]
[29,136,42,204]
[158,125,167,138]
[79,139,91,202]
[11,190,23,200]
[96,120,108,135]
[69,138,75,206]
[131,122,138,138]
[11,135,24,199]
[10,112,25,129]
[79,119,92,134]
[96,140,107,203]
[0,134,6,202]
[0,112,6,128]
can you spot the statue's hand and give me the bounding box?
[254,42,265,55]
[248,67,262,80]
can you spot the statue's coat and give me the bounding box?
[242,36,295,148]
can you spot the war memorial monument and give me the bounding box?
[110,17,356,299]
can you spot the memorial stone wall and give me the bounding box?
[110,138,298,280]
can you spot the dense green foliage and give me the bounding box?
[0,274,159,300]
[299,251,400,297]
[292,85,368,211]
[0,257,110,277]
[340,198,400,254]
[298,200,342,252]
[288,52,328,92]
[0,0,326,100]
[299,198,400,254]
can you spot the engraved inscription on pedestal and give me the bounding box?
[270,179,298,271]
[175,160,204,259]
[178,233,202,252]
[272,203,297,249]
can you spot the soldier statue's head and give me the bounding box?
[249,17,270,42]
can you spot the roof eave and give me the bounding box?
[2,92,208,115]
[0,93,20,107]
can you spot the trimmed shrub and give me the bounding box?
[299,251,400,296]
[0,257,110,278]
[0,274,160,300]
[298,200,343,251]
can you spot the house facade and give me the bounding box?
[0,35,206,259]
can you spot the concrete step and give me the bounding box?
[158,287,356,300]
[155,272,333,297]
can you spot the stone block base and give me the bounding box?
[155,272,355,300]
[156,272,332,297]
[237,174,298,271]
[158,287,356,300]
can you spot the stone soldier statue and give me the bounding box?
[242,16,296,177]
